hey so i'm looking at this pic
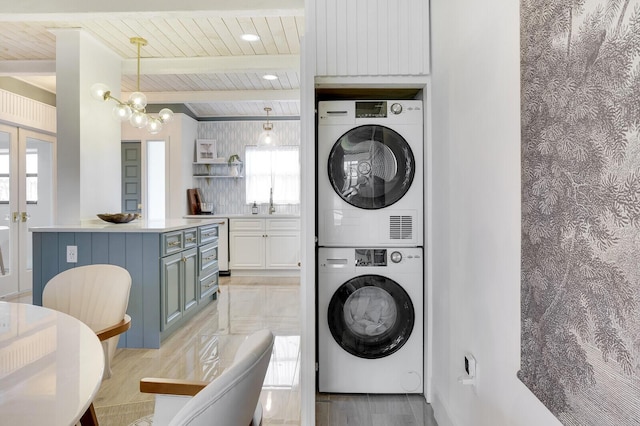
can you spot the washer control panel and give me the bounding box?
[353,248,421,267]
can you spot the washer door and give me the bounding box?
[327,274,415,359]
[327,125,415,209]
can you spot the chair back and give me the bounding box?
[169,329,275,426]
[43,264,131,372]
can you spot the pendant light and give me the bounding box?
[90,37,173,134]
[258,107,278,145]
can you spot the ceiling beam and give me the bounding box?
[0,60,56,75]
[0,0,303,18]
[0,55,299,77]
[122,55,299,76]
[126,89,300,104]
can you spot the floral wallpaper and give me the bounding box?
[196,120,301,215]
[519,0,640,424]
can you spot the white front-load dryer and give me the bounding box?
[317,100,424,247]
[317,247,423,393]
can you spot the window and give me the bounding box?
[0,148,39,203]
[245,146,300,204]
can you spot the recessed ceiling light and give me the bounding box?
[262,74,278,80]
[241,34,260,42]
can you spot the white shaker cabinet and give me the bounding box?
[229,218,300,271]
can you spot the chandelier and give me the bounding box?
[257,107,278,145]
[90,37,173,134]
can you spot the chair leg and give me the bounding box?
[80,403,99,426]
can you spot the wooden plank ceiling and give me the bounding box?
[0,11,303,117]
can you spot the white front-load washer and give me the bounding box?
[317,247,423,393]
[317,100,424,247]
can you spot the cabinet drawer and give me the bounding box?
[200,270,219,300]
[198,224,219,245]
[230,218,265,232]
[161,230,183,256]
[183,228,198,248]
[266,218,300,232]
[199,242,218,274]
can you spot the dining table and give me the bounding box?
[0,301,104,425]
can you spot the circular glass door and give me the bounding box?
[327,274,415,359]
[327,125,415,209]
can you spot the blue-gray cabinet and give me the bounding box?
[161,247,198,333]
[32,221,219,349]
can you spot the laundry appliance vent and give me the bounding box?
[389,216,413,240]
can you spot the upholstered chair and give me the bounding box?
[135,329,274,426]
[43,264,132,425]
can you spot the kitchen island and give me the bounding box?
[31,218,224,349]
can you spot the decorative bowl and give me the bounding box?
[97,213,139,224]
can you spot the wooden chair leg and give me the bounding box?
[80,402,99,426]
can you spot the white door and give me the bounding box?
[0,125,55,297]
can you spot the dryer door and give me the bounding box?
[327,125,415,209]
[327,274,415,359]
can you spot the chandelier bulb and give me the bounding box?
[130,111,149,128]
[129,91,147,109]
[112,104,132,121]
[147,118,163,134]
[90,83,110,101]
[158,108,174,123]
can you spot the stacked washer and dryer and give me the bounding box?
[317,100,424,394]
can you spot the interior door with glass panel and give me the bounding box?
[0,124,55,297]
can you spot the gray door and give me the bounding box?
[121,141,141,214]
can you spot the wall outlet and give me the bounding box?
[459,352,477,385]
[465,353,476,378]
[66,245,78,263]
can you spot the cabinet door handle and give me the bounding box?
[203,232,216,237]
[182,257,187,263]
[168,241,181,247]
[186,237,196,243]
[204,255,217,261]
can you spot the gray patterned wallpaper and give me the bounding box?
[520,0,640,424]
[195,120,301,215]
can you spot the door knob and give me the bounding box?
[20,212,30,222]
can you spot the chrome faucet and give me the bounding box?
[269,188,276,214]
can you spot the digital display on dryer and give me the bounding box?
[355,249,387,267]
[355,101,387,118]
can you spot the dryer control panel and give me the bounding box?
[318,100,423,125]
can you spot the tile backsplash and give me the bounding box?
[196,120,301,215]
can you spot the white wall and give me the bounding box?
[429,0,563,425]
[55,29,122,223]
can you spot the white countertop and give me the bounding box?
[30,218,223,233]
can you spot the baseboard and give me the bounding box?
[432,392,455,426]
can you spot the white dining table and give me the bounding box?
[0,301,104,425]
